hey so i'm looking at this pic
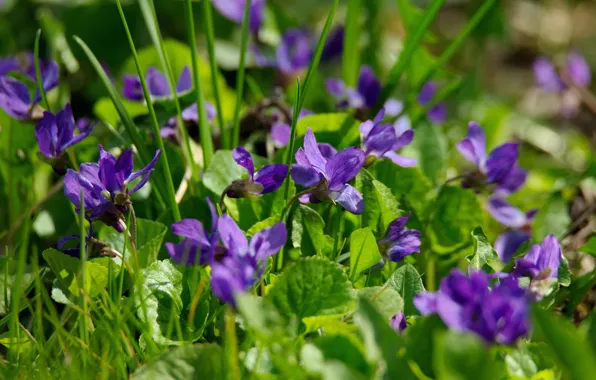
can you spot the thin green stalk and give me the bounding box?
[78,190,89,364]
[282,80,301,206]
[297,0,339,112]
[413,0,497,92]
[201,0,227,149]
[73,36,167,211]
[138,0,200,181]
[116,0,181,222]
[34,29,51,112]
[225,307,240,380]
[231,0,252,148]
[184,0,214,167]
[342,0,361,86]
[378,0,446,107]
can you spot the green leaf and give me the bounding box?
[0,258,35,315]
[135,219,168,268]
[532,307,596,379]
[247,216,280,236]
[304,335,371,378]
[353,296,410,380]
[579,236,596,257]
[291,205,334,257]
[466,226,500,272]
[132,344,223,380]
[235,293,290,340]
[265,257,356,326]
[532,193,570,241]
[384,264,425,316]
[356,287,403,319]
[42,248,108,298]
[433,331,505,380]
[430,187,483,249]
[505,350,538,379]
[558,256,571,287]
[203,150,247,196]
[349,228,382,281]
[296,113,359,148]
[410,122,447,184]
[356,169,401,234]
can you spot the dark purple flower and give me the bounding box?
[326,65,380,110]
[276,29,313,75]
[414,270,531,345]
[269,107,312,148]
[166,199,220,266]
[389,312,407,333]
[64,145,161,232]
[417,81,447,124]
[35,104,94,161]
[291,128,365,214]
[488,196,536,262]
[514,235,561,280]
[212,0,264,34]
[211,215,286,306]
[321,26,344,61]
[122,66,192,102]
[225,147,288,198]
[456,122,527,195]
[162,101,217,139]
[0,55,59,120]
[378,213,421,262]
[360,108,416,167]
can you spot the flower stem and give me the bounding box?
[225,307,240,380]
[33,29,51,112]
[231,0,252,148]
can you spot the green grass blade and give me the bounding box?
[342,0,361,87]
[115,0,181,222]
[184,0,215,167]
[231,0,252,148]
[413,0,498,92]
[34,28,51,112]
[73,35,166,210]
[297,0,339,112]
[78,190,89,365]
[201,0,227,150]
[138,0,201,181]
[378,0,445,106]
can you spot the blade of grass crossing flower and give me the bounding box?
[34,29,51,112]
[297,0,339,112]
[115,0,181,222]
[378,0,446,107]
[413,0,497,93]
[201,0,227,149]
[184,0,214,167]
[342,0,361,87]
[73,36,167,211]
[231,0,252,148]
[138,0,200,181]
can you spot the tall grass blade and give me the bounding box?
[34,29,51,112]
[342,0,361,87]
[231,0,252,148]
[115,0,181,222]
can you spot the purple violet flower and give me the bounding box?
[488,196,536,263]
[270,107,312,148]
[63,145,161,232]
[414,270,531,345]
[35,104,94,165]
[212,0,265,34]
[378,213,421,262]
[291,128,365,214]
[360,108,416,167]
[326,65,381,110]
[211,215,287,306]
[389,312,407,333]
[321,26,344,62]
[456,121,527,195]
[225,147,288,198]
[417,81,447,124]
[161,102,217,140]
[122,66,192,102]
[166,199,220,266]
[514,235,561,280]
[276,29,313,75]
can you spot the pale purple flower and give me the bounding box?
[122,66,192,102]
[456,122,527,195]
[35,104,94,162]
[225,147,288,198]
[390,312,407,333]
[212,0,265,33]
[162,102,217,140]
[414,270,531,345]
[290,128,365,214]
[360,108,416,167]
[326,65,381,110]
[378,213,421,262]
[166,199,220,266]
[417,81,447,124]
[514,235,561,280]
[211,215,286,306]
[270,107,312,148]
[276,29,312,75]
[488,196,536,262]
